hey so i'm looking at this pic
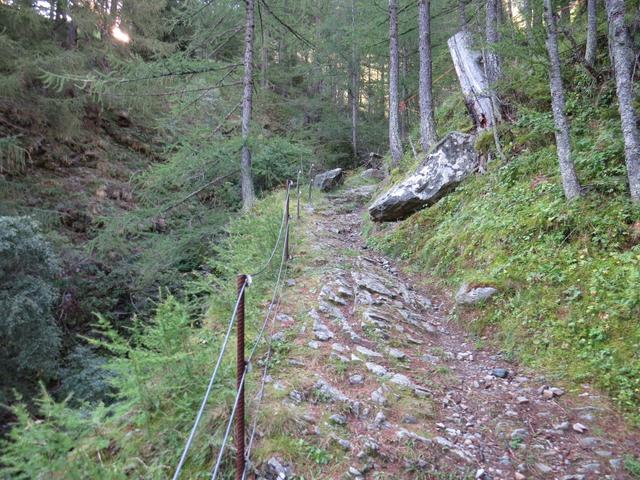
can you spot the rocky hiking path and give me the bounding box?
[251,184,640,480]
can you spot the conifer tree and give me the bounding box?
[388,0,403,166]
[544,0,582,200]
[605,0,640,201]
[240,0,256,210]
[418,0,437,152]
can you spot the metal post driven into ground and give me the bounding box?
[284,180,291,262]
[308,163,314,203]
[235,274,246,480]
[296,169,301,220]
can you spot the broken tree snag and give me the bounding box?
[447,31,495,129]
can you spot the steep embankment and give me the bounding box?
[364,143,640,422]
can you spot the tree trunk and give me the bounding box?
[110,0,118,17]
[418,0,437,152]
[523,0,533,39]
[585,0,598,66]
[66,1,78,49]
[240,0,256,210]
[380,62,385,120]
[448,31,495,128]
[459,0,468,32]
[350,0,359,157]
[606,0,640,201]
[388,0,403,166]
[400,45,408,139]
[261,26,269,88]
[544,0,582,200]
[486,0,502,81]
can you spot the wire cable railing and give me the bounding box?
[172,174,308,480]
[172,277,248,480]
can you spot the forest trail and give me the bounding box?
[253,184,640,480]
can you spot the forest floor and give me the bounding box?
[249,184,640,480]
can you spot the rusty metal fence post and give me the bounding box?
[284,180,291,262]
[296,170,301,220]
[235,274,246,480]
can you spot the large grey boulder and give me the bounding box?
[368,132,478,222]
[313,168,344,191]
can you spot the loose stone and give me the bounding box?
[491,368,509,378]
[365,362,388,376]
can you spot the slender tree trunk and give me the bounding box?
[49,1,56,20]
[523,0,533,39]
[380,62,386,120]
[240,0,256,210]
[400,45,408,139]
[585,0,598,66]
[606,0,640,201]
[418,0,437,152]
[350,0,359,157]
[544,0,582,200]
[388,0,403,166]
[486,0,502,81]
[486,0,503,125]
[459,0,468,30]
[110,0,118,17]
[261,26,269,88]
[66,1,78,49]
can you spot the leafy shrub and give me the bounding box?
[0,216,61,402]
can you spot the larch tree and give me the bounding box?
[486,0,501,82]
[350,0,359,157]
[605,0,640,201]
[459,0,467,31]
[240,0,256,210]
[418,0,437,152]
[388,0,403,166]
[585,0,598,66]
[544,0,582,200]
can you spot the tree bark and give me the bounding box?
[544,0,582,200]
[459,0,468,32]
[66,1,78,49]
[261,26,269,88]
[523,0,533,40]
[606,0,640,201]
[240,0,256,210]
[448,31,494,128]
[388,0,403,166]
[350,0,359,157]
[486,0,502,82]
[585,0,598,66]
[418,0,437,152]
[400,45,408,139]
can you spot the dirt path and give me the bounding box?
[252,185,640,480]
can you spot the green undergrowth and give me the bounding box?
[365,56,640,419]
[0,188,302,479]
[366,145,640,420]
